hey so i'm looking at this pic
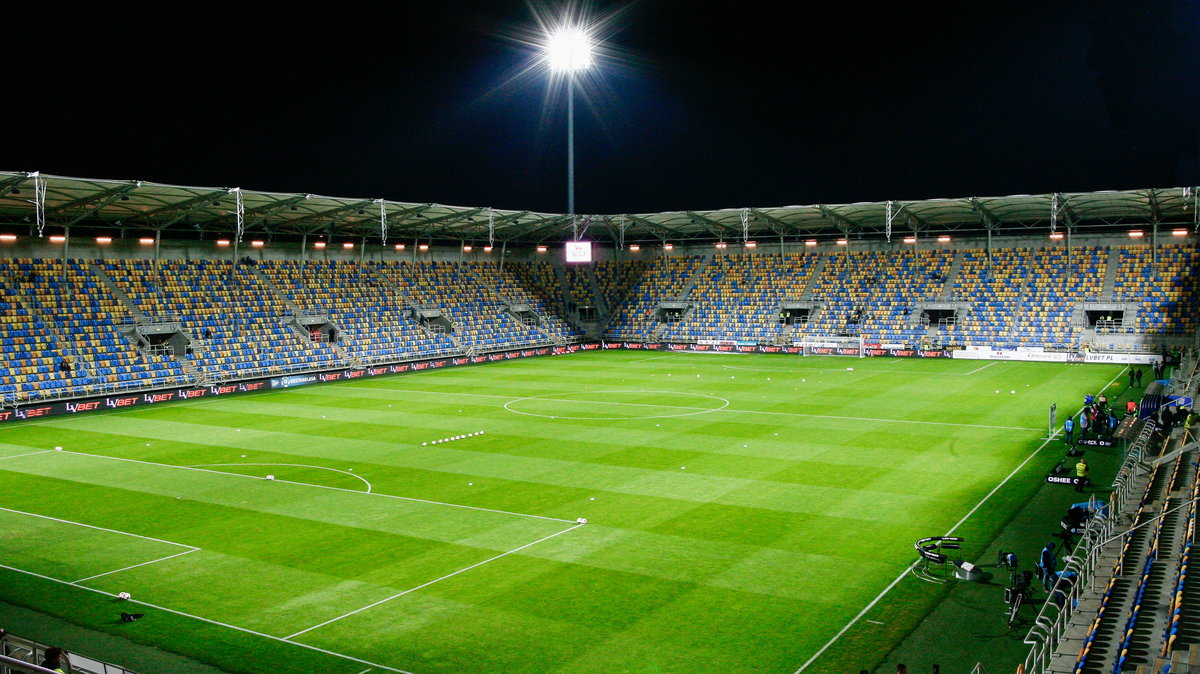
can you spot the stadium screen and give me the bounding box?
[565,240,593,263]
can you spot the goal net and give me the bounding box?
[799,336,866,358]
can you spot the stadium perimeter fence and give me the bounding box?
[1020,345,1199,673]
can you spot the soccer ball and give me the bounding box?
[265,475,275,480]
[118,592,131,600]
[577,518,588,524]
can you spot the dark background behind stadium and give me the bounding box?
[6,1,1198,215]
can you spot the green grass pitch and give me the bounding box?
[0,351,1127,673]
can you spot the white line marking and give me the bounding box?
[0,562,412,674]
[52,450,577,525]
[623,354,678,364]
[0,449,56,461]
[963,361,1001,375]
[791,365,1128,673]
[720,407,1041,432]
[504,390,730,421]
[73,548,200,584]
[720,360,1002,376]
[189,463,373,493]
[0,507,198,551]
[323,386,1041,431]
[286,521,586,640]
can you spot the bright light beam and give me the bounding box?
[545,27,593,72]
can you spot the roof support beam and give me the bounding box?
[968,197,1001,229]
[0,173,32,199]
[242,195,313,229]
[413,208,486,237]
[686,211,737,238]
[135,190,228,228]
[46,182,141,221]
[1146,188,1162,223]
[281,199,380,232]
[625,214,679,241]
[487,211,536,239]
[511,215,573,243]
[60,183,143,227]
[749,208,790,236]
[815,205,856,234]
[1053,193,1080,228]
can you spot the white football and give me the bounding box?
[265,474,275,480]
[118,592,131,600]
[577,518,588,524]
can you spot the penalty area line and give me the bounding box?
[73,548,200,584]
[792,364,1128,673]
[53,449,576,525]
[285,521,587,640]
[0,449,57,461]
[0,562,413,674]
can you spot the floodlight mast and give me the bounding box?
[545,26,593,229]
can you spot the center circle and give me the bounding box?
[503,390,731,420]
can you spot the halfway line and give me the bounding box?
[321,387,1042,431]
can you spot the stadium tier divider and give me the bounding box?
[1162,461,1199,658]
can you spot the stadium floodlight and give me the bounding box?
[545,28,593,73]
[542,24,594,221]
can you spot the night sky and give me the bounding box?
[8,1,1199,215]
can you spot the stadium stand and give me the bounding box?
[102,258,344,381]
[1,242,1197,405]
[1114,243,1200,337]
[0,258,188,403]
[661,252,817,343]
[603,255,706,340]
[376,260,556,351]
[259,260,455,364]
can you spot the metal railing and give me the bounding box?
[1020,419,1163,674]
[1,630,137,674]
[2,374,196,408]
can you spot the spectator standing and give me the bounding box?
[41,646,67,673]
[1135,368,1143,387]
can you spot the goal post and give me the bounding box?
[799,336,866,358]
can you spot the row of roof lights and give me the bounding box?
[0,230,1192,246]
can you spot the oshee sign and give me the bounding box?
[0,343,594,424]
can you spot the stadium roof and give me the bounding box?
[0,171,1196,246]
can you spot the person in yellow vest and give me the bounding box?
[1075,458,1089,493]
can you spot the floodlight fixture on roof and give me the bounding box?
[545,27,593,72]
